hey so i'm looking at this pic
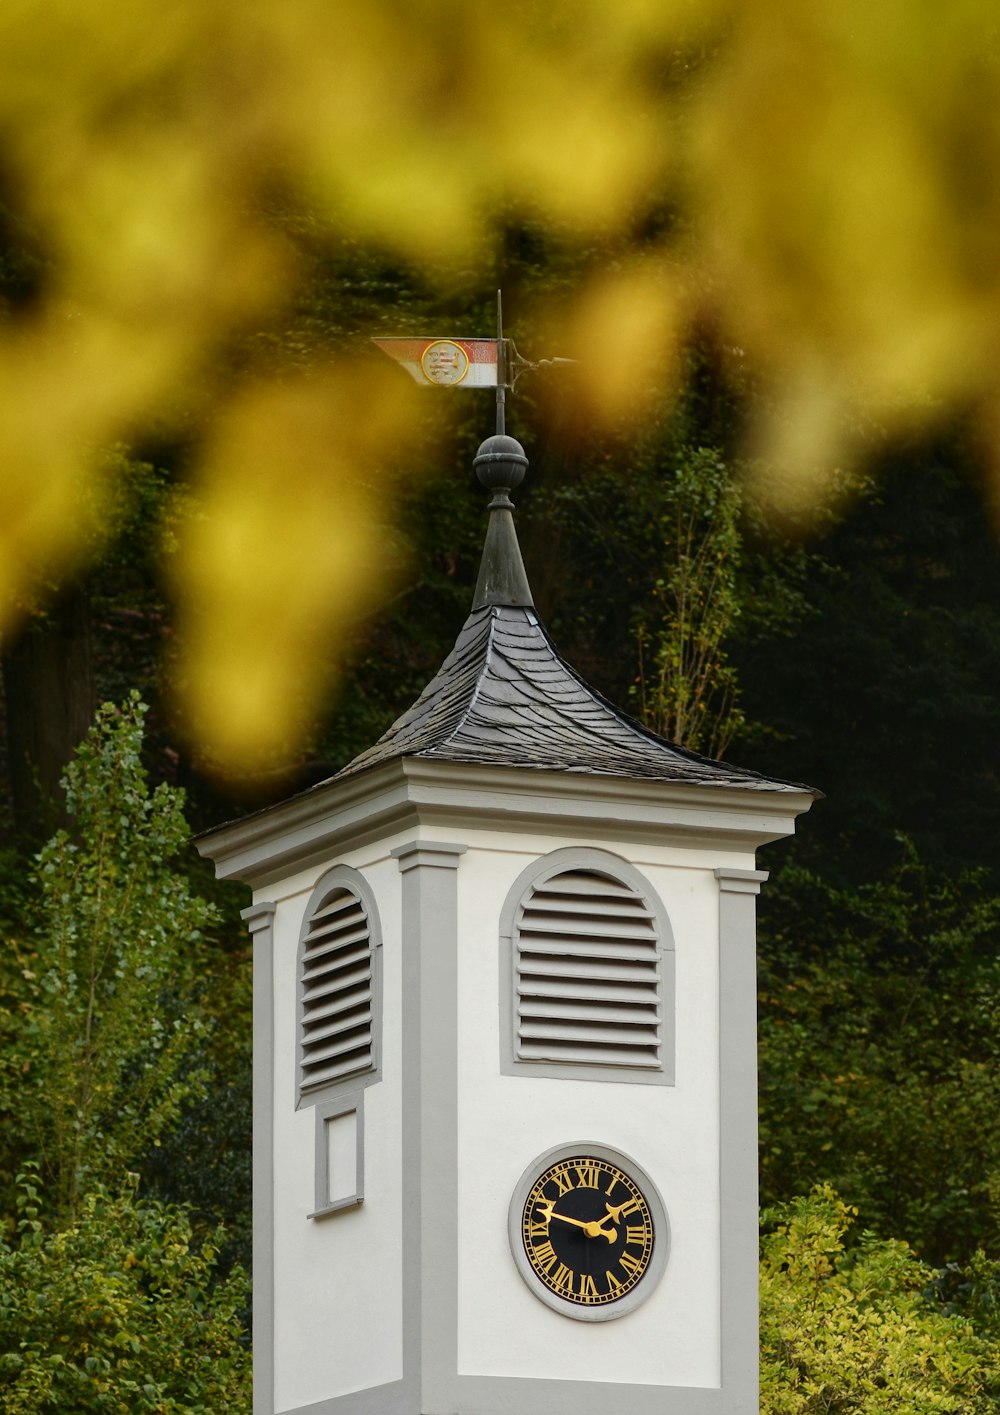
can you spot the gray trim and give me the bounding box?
[392,839,465,1415]
[273,1374,730,1415]
[714,866,769,894]
[197,756,816,888]
[242,900,276,1415]
[271,1378,410,1415]
[295,864,383,1111]
[500,847,675,1085]
[716,865,767,1409]
[507,1141,670,1322]
[309,1089,365,1219]
[389,839,468,872]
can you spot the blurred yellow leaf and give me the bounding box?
[0,0,997,760]
[170,367,415,773]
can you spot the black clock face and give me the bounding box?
[520,1154,655,1308]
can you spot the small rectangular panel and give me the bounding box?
[311,1091,364,1218]
[326,1110,359,1206]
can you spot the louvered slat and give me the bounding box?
[303,983,373,1026]
[519,1040,660,1068]
[516,868,660,1069]
[301,917,367,954]
[518,976,656,1004]
[301,886,374,1092]
[519,999,658,1025]
[302,940,371,981]
[521,894,655,921]
[521,914,656,941]
[537,873,637,898]
[308,896,364,927]
[303,1026,373,1067]
[519,954,657,984]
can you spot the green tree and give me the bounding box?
[633,445,744,757]
[758,852,1000,1264]
[734,442,1000,885]
[0,694,217,1220]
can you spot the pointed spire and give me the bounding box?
[471,434,533,610]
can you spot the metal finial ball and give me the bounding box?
[474,434,528,492]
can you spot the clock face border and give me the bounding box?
[507,1141,670,1322]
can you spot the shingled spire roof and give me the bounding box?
[337,435,804,794]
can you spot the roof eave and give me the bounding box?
[196,755,818,891]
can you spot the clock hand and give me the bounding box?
[535,1201,617,1242]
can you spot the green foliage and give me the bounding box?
[758,850,1000,1263]
[760,1186,998,1413]
[144,956,253,1278]
[0,1168,250,1413]
[734,445,1000,884]
[0,693,218,1220]
[632,445,744,757]
[531,426,754,757]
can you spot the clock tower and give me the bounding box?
[198,434,816,1415]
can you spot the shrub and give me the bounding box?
[0,1168,250,1414]
[760,1186,999,1413]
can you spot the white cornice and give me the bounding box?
[196,758,817,889]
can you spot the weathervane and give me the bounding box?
[372,290,575,435]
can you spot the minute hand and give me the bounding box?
[544,1208,618,1242]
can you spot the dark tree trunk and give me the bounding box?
[2,587,96,847]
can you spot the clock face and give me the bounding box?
[509,1144,668,1321]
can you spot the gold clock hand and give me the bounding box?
[535,1202,617,1242]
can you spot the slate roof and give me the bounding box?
[337,601,804,792]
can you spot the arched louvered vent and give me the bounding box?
[516,868,661,1069]
[300,886,374,1095]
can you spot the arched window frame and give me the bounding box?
[499,847,675,1086]
[295,863,383,1111]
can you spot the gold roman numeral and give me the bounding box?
[577,1272,599,1300]
[532,1240,558,1272]
[550,1166,574,1196]
[605,1268,624,1294]
[528,1216,550,1238]
[626,1223,651,1247]
[618,1249,643,1278]
[551,1262,574,1292]
[573,1161,601,1190]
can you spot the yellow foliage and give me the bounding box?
[0,0,997,764]
[170,366,415,773]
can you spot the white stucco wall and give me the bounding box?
[269,847,405,1413]
[260,814,759,1410]
[449,829,749,1390]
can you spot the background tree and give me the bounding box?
[0,698,251,1410]
[0,695,223,1220]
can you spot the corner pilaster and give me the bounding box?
[242,900,277,1415]
[714,868,767,1410]
[391,840,467,1414]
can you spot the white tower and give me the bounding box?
[198,434,815,1415]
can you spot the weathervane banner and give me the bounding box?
[372,337,499,387]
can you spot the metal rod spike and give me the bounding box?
[496,289,506,436]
